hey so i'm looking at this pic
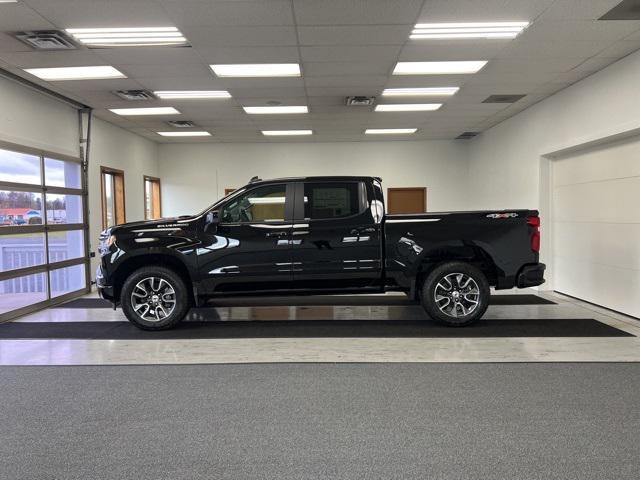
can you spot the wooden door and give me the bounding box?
[387,187,426,214]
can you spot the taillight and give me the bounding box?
[527,215,540,252]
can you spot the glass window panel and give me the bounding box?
[45,157,82,189]
[0,148,41,185]
[0,272,47,315]
[221,184,286,223]
[304,182,360,220]
[46,194,83,224]
[0,190,43,227]
[0,232,46,272]
[104,173,115,227]
[50,263,85,298]
[48,229,84,263]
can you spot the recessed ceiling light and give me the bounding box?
[365,128,417,134]
[375,104,442,112]
[211,64,301,77]
[24,65,126,80]
[393,61,487,75]
[382,87,459,96]
[243,106,308,114]
[157,131,211,137]
[110,107,180,116]
[262,130,313,136]
[154,90,231,99]
[66,27,188,46]
[411,22,529,39]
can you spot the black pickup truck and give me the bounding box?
[97,176,545,330]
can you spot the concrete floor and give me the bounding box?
[0,289,639,365]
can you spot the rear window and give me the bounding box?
[304,182,360,220]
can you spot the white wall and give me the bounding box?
[467,49,640,290]
[87,118,159,275]
[0,76,79,158]
[158,140,470,217]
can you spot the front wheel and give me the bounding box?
[421,262,490,327]
[121,266,191,330]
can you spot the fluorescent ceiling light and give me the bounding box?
[110,107,180,116]
[411,22,529,39]
[154,90,231,99]
[0,1,19,3]
[393,61,487,75]
[24,66,125,81]
[262,130,313,136]
[211,64,300,77]
[375,104,442,112]
[157,131,211,137]
[243,106,308,114]
[365,128,417,135]
[66,27,187,46]
[382,87,459,96]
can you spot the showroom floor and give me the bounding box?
[1,291,639,479]
[0,290,639,364]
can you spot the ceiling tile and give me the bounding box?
[195,46,300,63]
[22,0,172,27]
[300,45,402,62]
[0,2,54,30]
[297,26,411,45]
[303,61,393,76]
[293,0,423,25]
[185,26,297,47]
[417,0,556,23]
[159,0,295,26]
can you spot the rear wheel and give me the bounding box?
[421,262,489,326]
[121,266,191,330]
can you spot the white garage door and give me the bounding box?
[553,136,640,318]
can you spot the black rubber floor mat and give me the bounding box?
[1,318,630,339]
[54,294,556,309]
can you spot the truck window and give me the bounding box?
[221,184,286,223]
[304,182,360,220]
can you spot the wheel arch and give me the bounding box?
[411,244,499,300]
[111,253,195,304]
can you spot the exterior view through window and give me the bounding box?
[221,184,286,223]
[0,144,88,320]
[304,182,360,219]
[101,167,125,229]
[144,176,162,220]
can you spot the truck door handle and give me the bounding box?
[266,231,288,238]
[350,227,376,235]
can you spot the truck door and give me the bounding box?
[197,182,295,293]
[290,180,382,289]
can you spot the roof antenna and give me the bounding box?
[249,176,261,183]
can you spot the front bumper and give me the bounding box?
[95,264,115,302]
[516,263,546,288]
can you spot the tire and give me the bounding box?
[121,266,191,330]
[420,261,489,327]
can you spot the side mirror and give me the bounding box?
[204,210,220,233]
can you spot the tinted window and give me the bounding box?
[221,184,286,223]
[304,182,360,220]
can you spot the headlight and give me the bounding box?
[107,235,116,247]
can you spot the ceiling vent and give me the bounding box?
[482,94,526,103]
[345,96,376,106]
[455,131,480,140]
[113,90,156,101]
[15,30,78,50]
[599,0,640,20]
[166,120,196,128]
